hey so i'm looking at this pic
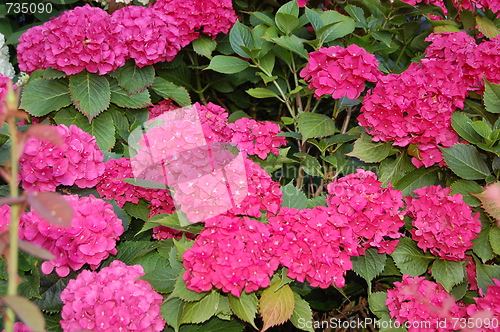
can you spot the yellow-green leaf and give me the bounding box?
[259,282,295,332]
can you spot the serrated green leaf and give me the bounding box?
[431,259,464,292]
[346,133,392,163]
[393,166,438,196]
[206,56,250,74]
[109,60,155,94]
[149,213,204,235]
[476,15,500,39]
[140,266,179,293]
[168,273,207,302]
[151,77,191,106]
[489,226,500,256]
[294,153,324,177]
[451,112,482,144]
[132,251,170,273]
[228,293,258,330]
[193,36,217,59]
[351,248,387,284]
[69,71,110,121]
[441,144,490,180]
[484,79,500,114]
[43,68,66,80]
[473,227,495,263]
[180,291,221,325]
[281,182,308,209]
[20,78,71,116]
[450,180,483,207]
[109,78,152,109]
[34,277,69,313]
[290,293,314,332]
[102,241,156,267]
[390,238,435,277]
[297,112,336,141]
[259,283,295,332]
[125,200,152,221]
[368,292,389,319]
[474,256,500,294]
[229,21,254,58]
[163,298,184,332]
[246,88,280,99]
[174,237,194,261]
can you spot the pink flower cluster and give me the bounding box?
[267,206,357,289]
[300,44,382,99]
[452,0,500,13]
[228,117,287,159]
[466,279,500,332]
[386,275,466,332]
[183,214,278,296]
[19,195,124,277]
[0,205,10,233]
[96,157,175,218]
[0,73,10,102]
[326,169,405,254]
[405,185,481,261]
[19,124,105,193]
[474,36,500,86]
[17,5,127,75]
[60,260,165,332]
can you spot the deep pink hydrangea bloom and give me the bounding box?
[19,195,124,277]
[300,44,382,99]
[1,322,33,332]
[466,279,500,332]
[152,225,196,241]
[18,5,127,75]
[474,37,500,87]
[183,214,279,296]
[453,0,500,13]
[111,6,181,67]
[227,117,287,159]
[405,185,481,261]
[19,124,104,192]
[267,206,357,288]
[96,158,175,218]
[466,256,478,291]
[0,205,10,233]
[148,99,179,119]
[326,169,405,254]
[60,260,165,331]
[198,0,238,37]
[387,275,466,332]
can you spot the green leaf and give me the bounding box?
[393,166,438,196]
[346,133,392,163]
[178,317,245,332]
[102,241,156,267]
[149,213,204,235]
[168,273,207,302]
[163,298,184,332]
[259,283,295,332]
[450,180,483,207]
[246,88,280,99]
[473,227,495,263]
[228,293,258,330]
[476,15,500,39]
[305,8,324,31]
[441,144,490,180]
[368,292,389,319]
[451,112,482,144]
[250,12,276,27]
[471,120,492,139]
[294,153,324,177]
[109,60,155,94]
[43,68,66,80]
[277,0,299,17]
[474,257,500,294]
[20,78,71,116]
[489,226,500,256]
[344,5,367,29]
[290,293,314,332]
[69,71,111,121]
[484,79,500,114]
[34,276,69,313]
[281,182,308,210]
[297,112,336,141]
[109,77,152,109]
[140,266,178,293]
[431,259,464,292]
[192,36,217,59]
[53,106,115,151]
[180,291,221,325]
[229,21,254,58]
[276,13,300,35]
[377,154,414,187]
[390,238,435,277]
[151,77,191,106]
[174,237,194,261]
[351,248,387,284]
[270,35,309,59]
[317,12,356,43]
[206,56,250,74]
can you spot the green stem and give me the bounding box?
[392,42,408,73]
[5,117,20,332]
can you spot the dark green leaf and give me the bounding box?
[393,167,438,196]
[109,60,155,94]
[206,56,250,74]
[297,112,336,141]
[351,248,387,284]
[484,79,500,114]
[450,180,483,207]
[281,182,308,210]
[441,144,490,180]
[109,78,152,109]
[246,88,280,99]
[151,77,191,106]
[69,71,111,121]
[229,21,254,58]
[180,291,221,325]
[20,78,71,116]
[431,259,464,292]
[346,133,392,163]
[390,238,434,277]
[193,36,217,59]
[451,112,482,144]
[473,227,495,263]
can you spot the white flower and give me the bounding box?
[0,33,15,79]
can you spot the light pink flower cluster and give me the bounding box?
[387,275,466,332]
[230,158,282,218]
[326,169,405,254]
[111,6,180,67]
[183,214,279,296]
[267,206,357,288]
[19,124,105,193]
[405,185,481,261]
[19,195,124,277]
[300,44,382,99]
[18,5,127,75]
[1,322,33,332]
[96,158,175,218]
[466,279,500,331]
[227,117,287,159]
[61,260,165,332]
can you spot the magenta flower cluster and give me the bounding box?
[467,279,500,331]
[17,1,237,74]
[19,124,105,193]
[326,169,405,254]
[60,260,165,332]
[405,185,481,261]
[19,194,124,277]
[300,44,382,100]
[386,275,466,332]
[182,214,279,296]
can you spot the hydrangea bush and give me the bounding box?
[1,0,500,331]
